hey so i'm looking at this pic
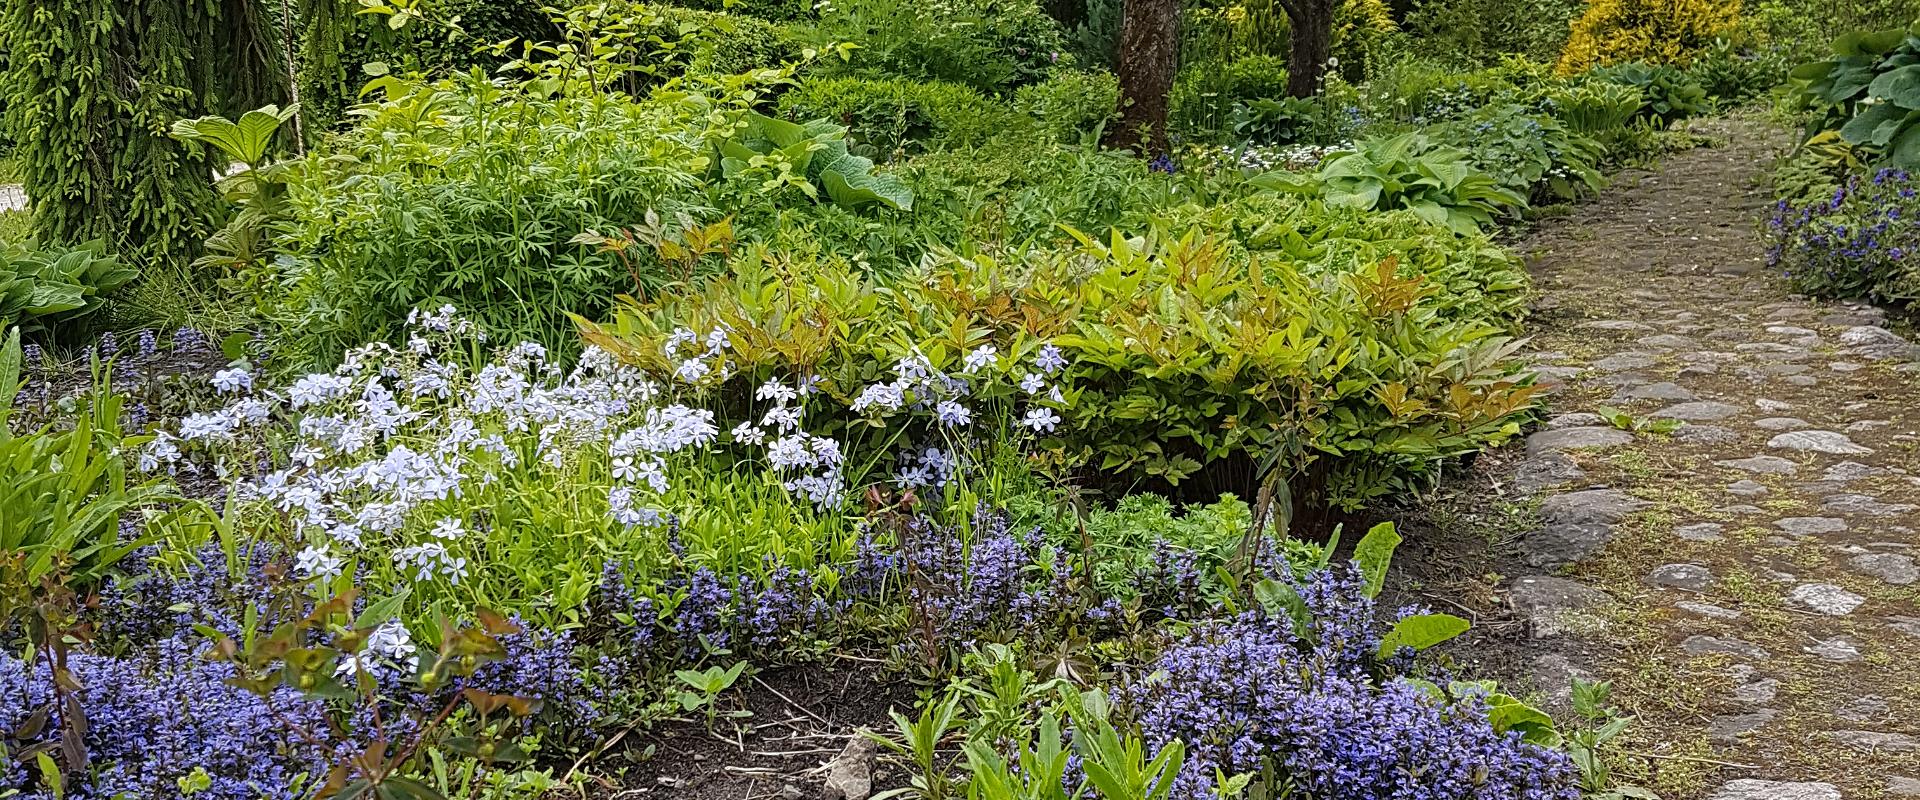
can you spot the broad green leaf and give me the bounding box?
[1352,521,1400,598]
[1376,612,1469,659]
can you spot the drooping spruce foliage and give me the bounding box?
[0,0,281,263]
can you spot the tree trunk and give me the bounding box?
[1102,0,1180,155]
[1280,0,1334,98]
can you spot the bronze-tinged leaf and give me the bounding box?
[475,607,521,637]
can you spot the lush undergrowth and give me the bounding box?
[0,0,1886,798]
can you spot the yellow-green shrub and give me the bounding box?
[581,214,1536,511]
[1555,0,1741,74]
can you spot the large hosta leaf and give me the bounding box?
[820,168,914,211]
[1868,65,1920,109]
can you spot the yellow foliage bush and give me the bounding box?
[1334,0,1400,75]
[1555,0,1740,74]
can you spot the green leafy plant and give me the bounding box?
[0,241,136,337]
[869,691,963,800]
[0,332,203,790]
[673,660,752,730]
[1790,21,1920,166]
[1251,133,1529,234]
[170,104,300,272]
[805,0,1069,93]
[1595,405,1683,434]
[1546,80,1646,154]
[1563,679,1662,799]
[1591,62,1709,128]
[1067,688,1184,800]
[709,110,917,210]
[1231,96,1322,145]
[776,77,1010,158]
[1433,104,1607,202]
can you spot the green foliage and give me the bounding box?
[0,340,192,627]
[170,105,301,273]
[711,111,917,210]
[1232,96,1322,145]
[1592,62,1710,127]
[0,241,136,338]
[258,67,933,368]
[1011,70,1121,143]
[1252,133,1530,234]
[807,0,1069,93]
[1791,21,1920,167]
[777,77,1012,157]
[673,661,751,728]
[1770,130,1866,200]
[901,142,1179,248]
[1546,81,1646,145]
[667,0,816,21]
[1746,0,1920,64]
[0,211,27,249]
[643,5,802,77]
[1170,55,1292,142]
[1685,37,1792,106]
[1073,494,1323,603]
[1405,0,1586,66]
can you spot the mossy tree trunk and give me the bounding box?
[1278,0,1334,98]
[1103,0,1180,155]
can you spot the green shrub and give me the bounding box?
[1011,70,1120,143]
[806,0,1069,93]
[1250,133,1530,234]
[1686,37,1792,106]
[901,143,1179,248]
[583,218,1536,508]
[1170,55,1291,141]
[777,76,1012,156]
[1790,22,1920,167]
[665,0,815,22]
[259,73,927,368]
[1591,62,1709,127]
[1405,0,1585,66]
[0,240,135,339]
[649,6,801,75]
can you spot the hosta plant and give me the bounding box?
[0,241,136,337]
[1791,22,1920,166]
[1250,133,1529,234]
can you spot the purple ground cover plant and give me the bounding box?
[1767,167,1920,307]
[1125,565,1580,799]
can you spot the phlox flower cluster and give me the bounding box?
[141,309,815,622]
[1125,567,1579,800]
